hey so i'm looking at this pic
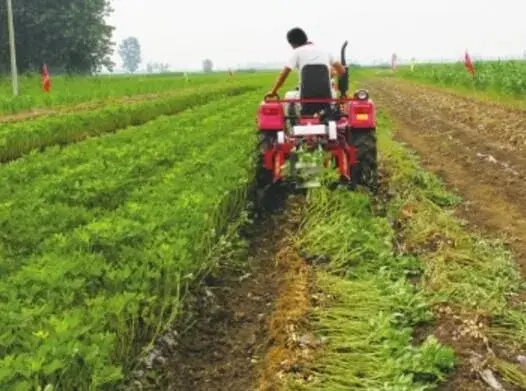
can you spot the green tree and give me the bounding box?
[0,0,115,74]
[119,37,141,73]
[147,62,170,73]
[202,59,213,73]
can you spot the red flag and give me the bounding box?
[391,53,397,71]
[42,64,51,92]
[464,51,475,76]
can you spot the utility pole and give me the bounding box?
[6,0,19,96]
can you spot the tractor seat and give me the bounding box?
[300,64,333,116]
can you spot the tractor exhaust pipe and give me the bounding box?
[337,41,349,98]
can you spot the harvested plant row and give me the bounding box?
[0,90,263,390]
[289,187,455,390]
[377,112,526,389]
[0,81,260,163]
[273,111,526,390]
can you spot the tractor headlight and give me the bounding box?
[354,89,369,100]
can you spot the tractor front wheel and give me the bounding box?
[348,130,378,192]
[255,133,275,190]
[254,133,281,217]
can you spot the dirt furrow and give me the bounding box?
[366,78,526,276]
[129,195,312,391]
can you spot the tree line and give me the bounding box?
[0,1,215,75]
[0,0,114,74]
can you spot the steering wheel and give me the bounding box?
[264,93,280,101]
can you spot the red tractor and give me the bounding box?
[255,41,378,199]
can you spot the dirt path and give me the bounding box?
[130,195,312,391]
[365,78,526,277]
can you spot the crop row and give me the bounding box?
[398,60,526,96]
[0,90,261,389]
[0,81,259,163]
[0,72,246,114]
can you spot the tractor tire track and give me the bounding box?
[365,78,526,278]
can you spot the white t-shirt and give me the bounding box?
[286,43,334,84]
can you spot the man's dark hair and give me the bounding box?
[286,28,308,48]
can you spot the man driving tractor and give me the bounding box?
[266,27,346,99]
[256,30,378,196]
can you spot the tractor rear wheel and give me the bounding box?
[348,130,378,192]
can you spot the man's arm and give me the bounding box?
[268,51,297,96]
[269,67,291,96]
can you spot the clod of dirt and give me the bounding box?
[239,272,252,282]
[480,369,505,391]
[517,355,526,371]
[160,334,177,350]
[300,251,330,265]
[298,333,321,349]
[476,152,498,164]
[470,353,505,391]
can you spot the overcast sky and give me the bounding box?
[107,0,526,70]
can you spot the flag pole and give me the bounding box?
[6,0,19,96]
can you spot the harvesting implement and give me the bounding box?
[256,41,378,194]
